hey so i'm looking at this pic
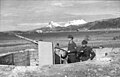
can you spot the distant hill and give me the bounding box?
[77,17,120,30]
[2,17,119,34]
[34,17,120,32]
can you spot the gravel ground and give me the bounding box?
[0,48,120,77]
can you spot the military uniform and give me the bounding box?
[68,41,77,53]
[77,40,96,61]
[67,35,80,63]
[67,40,79,63]
[77,46,96,61]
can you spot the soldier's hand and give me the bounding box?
[81,50,84,52]
[68,51,70,53]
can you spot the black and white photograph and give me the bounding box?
[0,0,120,77]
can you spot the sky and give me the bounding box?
[0,0,120,31]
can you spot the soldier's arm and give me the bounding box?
[73,42,77,49]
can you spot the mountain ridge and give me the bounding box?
[0,17,120,33]
[34,17,120,32]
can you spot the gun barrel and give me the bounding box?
[14,34,38,45]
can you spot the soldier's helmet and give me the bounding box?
[68,35,74,39]
[82,40,88,44]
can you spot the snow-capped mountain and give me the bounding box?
[47,19,87,28]
[47,21,62,28]
[64,19,87,27]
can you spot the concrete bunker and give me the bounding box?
[0,41,54,66]
[0,50,30,66]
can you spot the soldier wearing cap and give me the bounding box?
[77,40,96,61]
[67,35,79,63]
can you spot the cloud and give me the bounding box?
[15,23,48,31]
[18,23,48,26]
[51,2,73,7]
[52,2,63,7]
[66,12,120,16]
[113,12,120,16]
[77,1,101,4]
[1,0,120,31]
[0,25,17,31]
[1,13,18,17]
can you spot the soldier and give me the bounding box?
[67,35,79,63]
[54,43,61,64]
[54,43,60,55]
[77,40,96,61]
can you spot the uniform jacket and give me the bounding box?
[68,41,77,53]
[77,46,96,61]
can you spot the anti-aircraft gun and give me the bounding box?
[14,33,68,64]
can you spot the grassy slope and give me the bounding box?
[67,17,120,31]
